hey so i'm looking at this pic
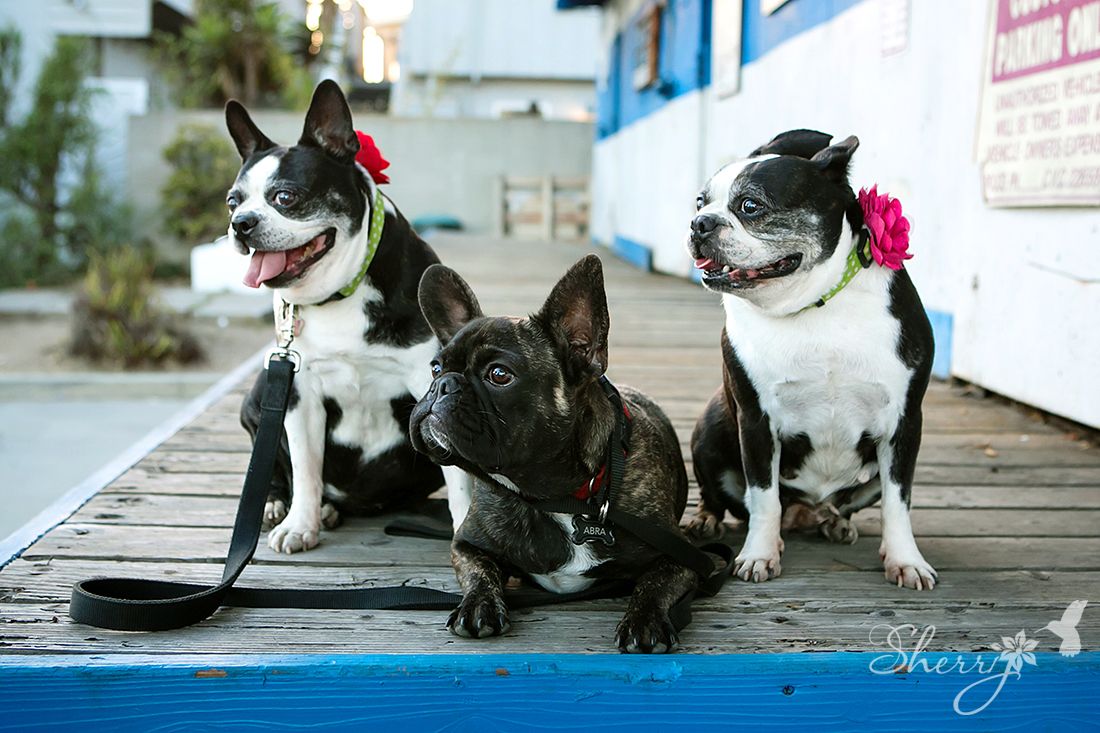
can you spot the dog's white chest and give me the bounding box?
[529,514,602,593]
[283,289,436,459]
[724,272,912,499]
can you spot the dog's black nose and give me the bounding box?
[436,373,463,398]
[232,212,259,239]
[691,214,720,238]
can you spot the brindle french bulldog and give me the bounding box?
[410,255,698,653]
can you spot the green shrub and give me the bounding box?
[0,28,130,287]
[162,124,239,244]
[69,247,204,367]
[154,0,312,108]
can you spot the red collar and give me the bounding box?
[573,402,632,501]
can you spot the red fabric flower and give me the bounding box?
[858,185,911,270]
[355,130,390,184]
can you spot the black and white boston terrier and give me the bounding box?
[228,80,470,554]
[685,129,937,590]
[410,256,699,652]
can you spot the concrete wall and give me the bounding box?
[128,109,594,246]
[589,0,1100,428]
[391,76,596,121]
[390,0,600,120]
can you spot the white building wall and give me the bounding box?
[393,0,600,119]
[400,0,600,79]
[590,0,1100,427]
[0,0,154,191]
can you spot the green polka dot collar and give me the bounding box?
[337,188,386,298]
[802,228,873,312]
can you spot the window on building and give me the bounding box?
[632,1,663,90]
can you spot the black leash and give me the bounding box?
[70,358,729,632]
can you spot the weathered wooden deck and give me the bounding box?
[2,234,1099,657]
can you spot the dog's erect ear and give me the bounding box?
[225,100,276,160]
[810,135,859,184]
[419,264,484,344]
[536,255,610,379]
[299,80,360,164]
[751,129,833,159]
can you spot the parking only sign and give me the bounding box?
[976,0,1100,206]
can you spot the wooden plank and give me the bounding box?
[19,521,1100,572]
[3,558,1091,606]
[66,493,1100,537]
[159,428,1100,469]
[1,603,1093,655]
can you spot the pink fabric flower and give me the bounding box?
[858,185,912,270]
[355,130,390,184]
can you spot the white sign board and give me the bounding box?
[975,0,1100,206]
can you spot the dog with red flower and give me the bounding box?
[685,129,937,590]
[228,81,472,553]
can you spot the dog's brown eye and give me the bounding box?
[226,194,239,211]
[740,198,763,216]
[430,361,442,379]
[695,195,705,211]
[274,190,297,207]
[486,365,513,386]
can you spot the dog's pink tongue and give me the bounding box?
[243,250,288,288]
[694,257,715,270]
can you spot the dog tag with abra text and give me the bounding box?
[572,514,615,546]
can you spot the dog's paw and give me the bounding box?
[684,510,725,540]
[615,609,679,654]
[819,514,859,544]
[734,536,784,582]
[881,546,937,590]
[262,499,288,531]
[267,516,321,554]
[447,592,510,639]
[320,502,342,529]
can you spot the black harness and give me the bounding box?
[69,358,728,633]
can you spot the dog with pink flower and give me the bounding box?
[685,129,937,591]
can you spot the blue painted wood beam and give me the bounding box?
[1,652,1097,729]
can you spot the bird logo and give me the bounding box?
[1039,600,1088,657]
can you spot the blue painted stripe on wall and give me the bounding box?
[741,0,866,64]
[611,234,653,271]
[927,308,954,379]
[596,0,711,139]
[1,652,1097,729]
[595,0,868,141]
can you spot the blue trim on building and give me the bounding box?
[927,308,954,379]
[595,0,868,141]
[1,652,1097,729]
[742,0,866,64]
[611,234,653,271]
[597,0,712,139]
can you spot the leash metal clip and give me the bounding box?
[266,300,302,372]
[265,348,301,372]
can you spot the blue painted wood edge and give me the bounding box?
[2,650,1097,675]
[1,652,1097,730]
[927,307,954,379]
[611,234,654,271]
[0,348,269,570]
